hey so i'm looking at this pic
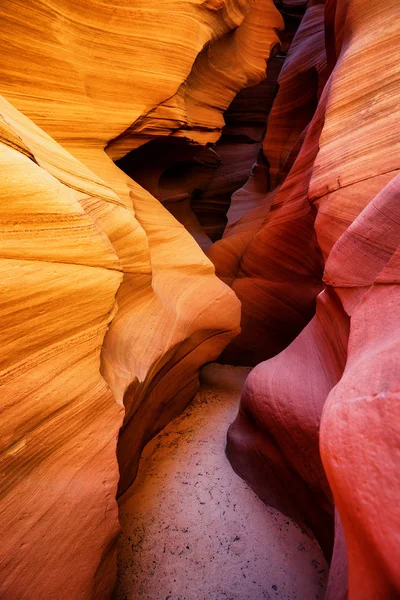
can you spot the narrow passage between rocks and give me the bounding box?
[114,364,327,600]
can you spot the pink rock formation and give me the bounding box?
[319,179,400,600]
[225,1,400,599]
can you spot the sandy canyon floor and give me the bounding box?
[114,364,327,600]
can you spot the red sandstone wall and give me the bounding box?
[224,1,400,598]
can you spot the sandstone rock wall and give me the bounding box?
[117,66,284,251]
[1,0,399,598]
[208,3,328,366]
[0,96,124,599]
[0,1,285,597]
[224,0,400,598]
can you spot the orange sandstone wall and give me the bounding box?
[0,1,285,597]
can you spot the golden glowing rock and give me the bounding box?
[0,0,287,596]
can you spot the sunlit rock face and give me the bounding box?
[0,0,287,597]
[112,2,301,252]
[225,1,400,599]
[0,96,124,600]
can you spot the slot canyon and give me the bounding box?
[0,0,399,599]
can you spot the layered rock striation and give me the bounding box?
[0,0,399,598]
[0,0,286,597]
[208,3,328,365]
[225,0,400,598]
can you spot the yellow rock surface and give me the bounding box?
[0,96,123,599]
[0,0,284,597]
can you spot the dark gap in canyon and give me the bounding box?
[116,54,286,250]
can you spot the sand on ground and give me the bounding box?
[114,363,328,600]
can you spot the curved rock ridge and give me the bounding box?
[220,53,286,233]
[0,0,296,595]
[106,0,283,158]
[1,0,260,151]
[117,66,284,251]
[320,174,400,600]
[0,93,240,598]
[0,96,123,600]
[112,2,300,249]
[224,0,400,597]
[262,3,328,189]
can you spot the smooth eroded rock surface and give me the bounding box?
[0,0,289,595]
[1,0,399,598]
[224,1,400,598]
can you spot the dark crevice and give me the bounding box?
[115,54,286,248]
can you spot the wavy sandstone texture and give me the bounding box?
[1,0,399,599]
[0,1,287,598]
[225,0,400,599]
[0,97,124,599]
